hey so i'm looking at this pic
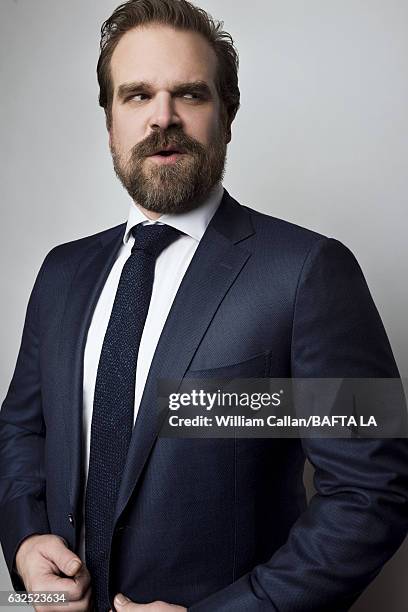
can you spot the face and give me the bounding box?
[108,24,229,215]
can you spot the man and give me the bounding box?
[0,1,407,611]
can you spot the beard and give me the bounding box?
[110,124,227,215]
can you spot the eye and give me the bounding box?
[128,93,149,102]
[182,92,201,100]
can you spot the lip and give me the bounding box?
[160,144,184,153]
[149,144,185,155]
[147,151,186,165]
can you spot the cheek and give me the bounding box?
[188,112,223,146]
[111,108,144,153]
[207,116,225,147]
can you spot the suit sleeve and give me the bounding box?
[0,254,53,591]
[189,238,408,611]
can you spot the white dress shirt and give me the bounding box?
[79,182,224,562]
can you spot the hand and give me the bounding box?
[15,534,93,612]
[110,593,187,611]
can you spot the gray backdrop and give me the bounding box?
[1,1,407,610]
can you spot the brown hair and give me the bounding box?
[97,0,240,130]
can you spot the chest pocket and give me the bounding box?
[185,351,271,379]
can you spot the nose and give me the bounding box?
[149,92,181,131]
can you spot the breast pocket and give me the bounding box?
[185,351,271,379]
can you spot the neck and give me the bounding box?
[134,203,163,221]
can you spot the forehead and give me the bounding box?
[110,24,218,94]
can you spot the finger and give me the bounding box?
[61,584,92,610]
[35,573,89,602]
[40,538,83,577]
[71,562,91,591]
[114,593,137,609]
[113,595,167,610]
[34,588,92,612]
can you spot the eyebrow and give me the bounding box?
[116,80,213,100]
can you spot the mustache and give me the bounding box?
[130,128,206,159]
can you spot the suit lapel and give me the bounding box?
[114,190,255,523]
[58,224,125,514]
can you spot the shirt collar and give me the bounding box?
[123,182,224,245]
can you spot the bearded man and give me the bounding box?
[1,1,407,611]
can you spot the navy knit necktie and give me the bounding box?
[85,223,181,612]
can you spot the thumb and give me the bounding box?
[50,538,82,577]
[114,593,131,607]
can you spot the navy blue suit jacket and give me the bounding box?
[1,190,407,611]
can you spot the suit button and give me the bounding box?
[68,513,75,526]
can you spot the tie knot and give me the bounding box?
[131,223,181,258]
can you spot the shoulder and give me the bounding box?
[225,191,325,250]
[30,223,126,301]
[45,223,125,261]
[229,194,355,269]
[39,222,125,272]
[247,203,324,241]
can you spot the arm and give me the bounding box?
[0,254,52,591]
[189,238,408,611]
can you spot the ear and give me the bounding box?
[107,118,114,152]
[221,106,232,144]
[104,109,112,144]
[223,116,232,144]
